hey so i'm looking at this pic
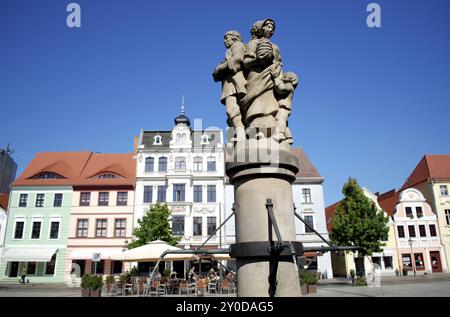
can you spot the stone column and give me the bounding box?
[226,144,301,297]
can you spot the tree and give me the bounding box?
[126,203,180,249]
[330,178,389,256]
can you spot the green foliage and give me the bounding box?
[299,270,318,286]
[330,178,390,256]
[105,275,115,285]
[130,266,139,277]
[163,269,172,277]
[126,203,181,249]
[119,273,130,284]
[355,276,367,286]
[81,274,104,290]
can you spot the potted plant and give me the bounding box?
[299,270,318,294]
[298,270,308,295]
[105,275,115,293]
[355,276,367,286]
[80,274,104,297]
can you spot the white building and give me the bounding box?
[224,148,334,279]
[134,107,226,255]
[0,193,8,247]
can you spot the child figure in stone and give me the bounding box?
[213,31,247,141]
[272,71,298,144]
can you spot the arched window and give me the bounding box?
[201,134,209,145]
[153,135,162,145]
[175,157,186,171]
[145,157,154,172]
[193,157,203,172]
[158,157,167,172]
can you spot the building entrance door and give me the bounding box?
[430,251,442,273]
[9,262,19,277]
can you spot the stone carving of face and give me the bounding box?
[261,21,274,38]
[224,34,236,49]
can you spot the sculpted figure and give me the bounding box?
[272,71,298,144]
[213,30,247,140]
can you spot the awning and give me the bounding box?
[2,247,58,262]
[69,248,122,260]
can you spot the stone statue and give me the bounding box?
[213,30,247,141]
[213,19,298,147]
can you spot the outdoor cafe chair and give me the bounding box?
[220,279,230,294]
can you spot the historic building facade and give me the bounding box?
[225,148,334,278]
[66,153,135,281]
[0,152,86,282]
[134,108,226,255]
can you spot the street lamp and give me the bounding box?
[408,238,416,277]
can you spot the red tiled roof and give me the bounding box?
[12,152,135,187]
[402,155,450,190]
[377,189,398,216]
[0,193,9,211]
[325,201,340,232]
[292,148,321,178]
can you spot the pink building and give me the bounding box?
[379,188,446,274]
[65,153,135,280]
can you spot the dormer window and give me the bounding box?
[96,173,118,179]
[201,134,210,145]
[153,135,162,145]
[31,172,64,179]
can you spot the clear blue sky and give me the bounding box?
[1,0,450,206]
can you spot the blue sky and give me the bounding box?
[1,0,449,206]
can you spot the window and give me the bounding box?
[98,192,109,206]
[14,221,24,239]
[143,186,153,203]
[35,194,45,207]
[207,217,216,235]
[408,225,416,238]
[402,254,412,268]
[96,219,107,237]
[96,173,118,179]
[383,256,393,269]
[194,185,202,203]
[32,172,64,179]
[207,185,216,203]
[397,226,405,238]
[446,210,450,226]
[112,261,123,275]
[173,184,185,202]
[77,219,88,237]
[117,192,128,206]
[19,194,28,207]
[145,157,154,172]
[45,254,56,275]
[429,224,437,237]
[415,253,424,269]
[440,185,449,196]
[193,217,202,236]
[114,219,126,238]
[31,221,41,239]
[207,157,216,172]
[91,260,104,275]
[153,135,162,145]
[49,221,60,239]
[304,215,314,233]
[405,207,413,218]
[193,157,203,172]
[158,157,167,172]
[201,134,209,145]
[27,262,37,275]
[415,207,423,218]
[175,157,186,170]
[302,188,312,203]
[372,256,381,268]
[80,192,91,206]
[157,186,166,203]
[419,225,427,237]
[172,216,185,236]
[54,193,63,207]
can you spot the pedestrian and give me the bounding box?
[21,266,27,284]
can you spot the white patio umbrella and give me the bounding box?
[110,240,197,262]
